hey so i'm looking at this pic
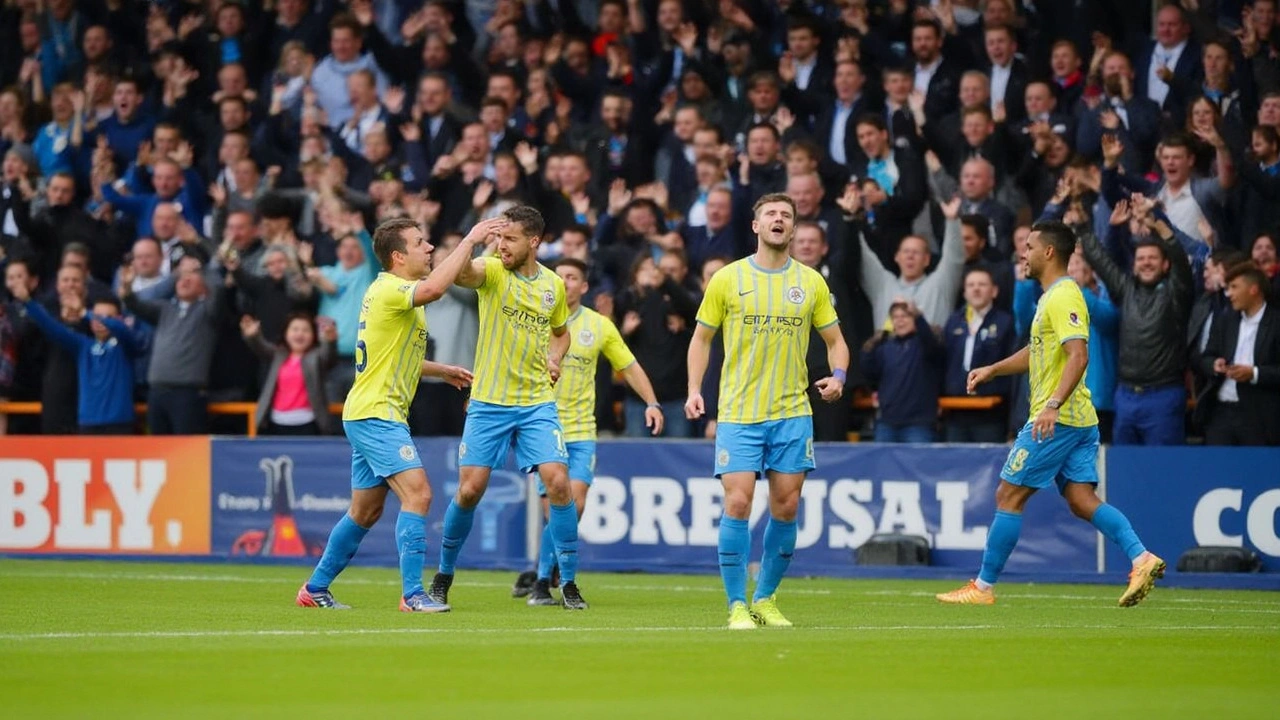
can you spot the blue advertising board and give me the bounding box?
[581,441,1095,576]
[209,438,1097,577]
[1104,447,1280,572]
[210,438,529,569]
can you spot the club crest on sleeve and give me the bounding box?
[1068,312,1081,326]
[578,329,595,346]
[542,290,556,308]
[786,286,806,304]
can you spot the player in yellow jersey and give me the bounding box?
[512,257,665,605]
[685,193,851,630]
[938,220,1164,607]
[428,206,592,611]
[296,216,508,613]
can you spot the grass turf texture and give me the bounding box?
[1,559,1277,719]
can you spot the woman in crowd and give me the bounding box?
[240,313,337,436]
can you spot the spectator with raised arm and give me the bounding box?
[842,190,965,329]
[241,313,338,436]
[1079,196,1195,446]
[119,263,224,435]
[861,300,944,444]
[11,283,139,435]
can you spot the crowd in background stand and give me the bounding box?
[0,0,1277,445]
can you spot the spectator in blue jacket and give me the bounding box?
[861,300,944,443]
[100,158,205,239]
[1069,246,1121,443]
[942,267,1016,443]
[14,287,139,435]
[93,78,155,167]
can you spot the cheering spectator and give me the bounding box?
[1080,198,1195,445]
[1196,264,1280,445]
[13,284,138,435]
[241,313,337,436]
[942,267,1016,443]
[861,300,944,443]
[844,192,965,329]
[311,14,388,128]
[119,264,225,435]
[615,253,697,438]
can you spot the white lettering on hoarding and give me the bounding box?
[0,459,166,551]
[1191,488,1280,557]
[0,460,52,548]
[579,477,989,551]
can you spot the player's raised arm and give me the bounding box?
[418,217,508,301]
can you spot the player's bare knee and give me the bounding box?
[994,482,1031,512]
[723,490,752,519]
[349,504,381,527]
[770,494,800,522]
[402,486,432,515]
[455,481,485,508]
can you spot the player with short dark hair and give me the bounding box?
[296,216,507,612]
[685,192,851,630]
[514,257,666,605]
[939,220,1165,607]
[429,205,592,611]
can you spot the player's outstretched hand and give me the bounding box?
[684,392,705,420]
[644,405,665,435]
[1031,407,1058,442]
[440,364,473,390]
[463,217,509,246]
[814,376,844,402]
[966,366,994,394]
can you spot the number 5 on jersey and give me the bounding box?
[355,320,368,372]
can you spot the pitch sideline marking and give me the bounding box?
[4,568,1279,606]
[1,623,1273,642]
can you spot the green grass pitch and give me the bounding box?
[1,559,1277,719]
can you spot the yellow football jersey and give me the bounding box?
[556,307,636,442]
[342,273,428,424]
[470,256,569,406]
[696,258,839,424]
[1028,278,1097,427]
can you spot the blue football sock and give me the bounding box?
[1091,503,1147,561]
[548,502,579,583]
[536,522,556,581]
[753,516,797,602]
[977,510,1023,586]
[395,511,427,599]
[306,513,370,592]
[718,515,750,606]
[437,500,475,575]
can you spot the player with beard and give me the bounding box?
[685,193,851,629]
[938,220,1164,607]
[428,206,589,611]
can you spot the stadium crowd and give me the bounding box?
[0,0,1277,445]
